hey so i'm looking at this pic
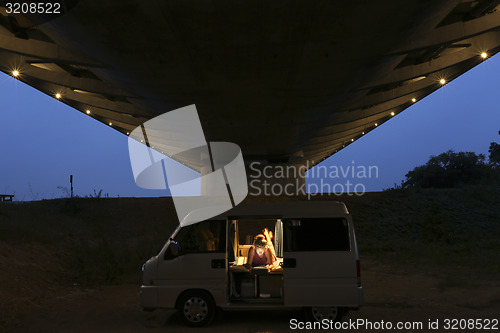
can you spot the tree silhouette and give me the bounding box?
[489,130,500,167]
[403,150,488,188]
[402,131,500,188]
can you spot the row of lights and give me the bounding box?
[343,93,423,150]
[10,69,112,125]
[437,52,487,86]
[12,69,62,101]
[53,94,117,127]
[345,102,406,146]
[11,51,491,146]
[333,111,395,157]
[324,51,490,163]
[10,68,136,138]
[342,85,422,148]
[344,90,423,147]
[84,107,113,127]
[344,91,422,147]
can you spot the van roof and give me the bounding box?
[209,200,349,220]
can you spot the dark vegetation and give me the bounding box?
[402,148,500,189]
[0,198,177,286]
[0,187,498,289]
[377,134,500,269]
[343,187,500,273]
[401,134,500,189]
[1,190,499,327]
[490,141,500,166]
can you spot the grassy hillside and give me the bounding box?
[0,197,178,286]
[0,187,499,325]
[1,187,498,283]
[338,186,500,272]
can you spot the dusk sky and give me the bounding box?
[1,54,500,201]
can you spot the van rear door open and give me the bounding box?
[282,217,360,307]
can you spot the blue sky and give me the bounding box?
[307,55,500,193]
[1,55,500,200]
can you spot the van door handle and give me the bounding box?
[283,258,296,268]
[211,259,225,269]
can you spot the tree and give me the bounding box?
[489,142,500,167]
[403,150,488,188]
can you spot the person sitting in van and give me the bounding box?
[245,234,273,269]
[262,228,277,262]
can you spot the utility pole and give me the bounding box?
[70,175,73,198]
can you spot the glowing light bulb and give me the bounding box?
[412,98,417,103]
[86,110,91,114]
[375,123,378,126]
[351,138,354,142]
[109,122,112,126]
[481,52,488,59]
[126,132,130,135]
[439,78,446,85]
[391,112,395,116]
[55,93,61,99]
[12,70,19,77]
[361,131,365,135]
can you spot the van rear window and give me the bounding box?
[284,218,350,251]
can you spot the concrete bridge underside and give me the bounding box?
[1,0,500,171]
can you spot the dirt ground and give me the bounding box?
[2,257,499,333]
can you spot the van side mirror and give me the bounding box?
[168,239,181,257]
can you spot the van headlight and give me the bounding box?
[141,256,158,286]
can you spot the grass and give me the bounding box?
[461,296,500,310]
[0,197,178,286]
[435,275,473,292]
[0,186,499,287]
[337,185,500,274]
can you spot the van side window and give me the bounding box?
[284,218,350,251]
[172,220,225,255]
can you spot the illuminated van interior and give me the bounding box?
[228,218,284,303]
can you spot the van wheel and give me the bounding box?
[177,291,215,327]
[305,306,343,322]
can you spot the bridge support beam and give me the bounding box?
[245,162,307,198]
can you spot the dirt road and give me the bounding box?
[3,259,499,333]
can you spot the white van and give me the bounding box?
[140,201,364,326]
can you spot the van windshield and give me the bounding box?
[173,220,226,254]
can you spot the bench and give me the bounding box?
[0,194,14,202]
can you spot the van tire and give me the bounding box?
[177,290,216,327]
[304,306,343,323]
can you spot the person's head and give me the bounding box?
[254,234,267,255]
